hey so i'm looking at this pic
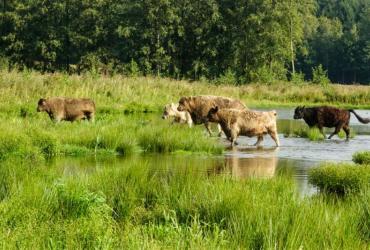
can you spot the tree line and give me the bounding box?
[1,0,369,84]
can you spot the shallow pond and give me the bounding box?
[50,109,370,196]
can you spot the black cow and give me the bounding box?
[293,106,370,140]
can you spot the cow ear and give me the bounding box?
[38,98,46,105]
[179,97,186,103]
[210,106,219,114]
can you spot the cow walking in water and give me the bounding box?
[293,106,370,140]
[207,107,279,147]
[177,95,247,136]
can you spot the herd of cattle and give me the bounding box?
[37,95,370,147]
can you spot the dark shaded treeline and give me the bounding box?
[1,0,369,83]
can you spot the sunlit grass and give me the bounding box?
[0,159,368,248]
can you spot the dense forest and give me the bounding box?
[1,0,369,84]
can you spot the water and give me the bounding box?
[50,109,370,196]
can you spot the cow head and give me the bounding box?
[293,106,305,119]
[162,103,177,119]
[207,106,219,122]
[37,98,48,112]
[177,97,191,112]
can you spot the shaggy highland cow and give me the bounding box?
[207,107,279,147]
[37,97,96,122]
[293,106,370,140]
[177,95,247,136]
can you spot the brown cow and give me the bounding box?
[207,107,279,147]
[293,106,370,140]
[177,95,247,136]
[37,97,96,122]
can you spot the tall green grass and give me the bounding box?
[1,69,370,114]
[0,114,223,161]
[0,159,368,248]
[353,151,370,165]
[309,163,370,195]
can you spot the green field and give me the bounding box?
[0,70,369,248]
[0,158,368,249]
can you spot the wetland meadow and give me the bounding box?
[0,70,369,249]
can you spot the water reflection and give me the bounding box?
[46,108,370,197]
[219,147,278,179]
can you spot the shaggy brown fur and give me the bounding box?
[293,106,370,140]
[162,103,193,127]
[207,107,279,147]
[177,95,247,136]
[37,97,96,122]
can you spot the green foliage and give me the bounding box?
[307,127,325,141]
[358,190,370,241]
[290,72,306,84]
[214,69,237,85]
[309,163,370,195]
[125,59,141,77]
[353,151,370,165]
[337,129,356,139]
[312,64,331,86]
[0,159,368,248]
[1,0,370,83]
[285,127,325,141]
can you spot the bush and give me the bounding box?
[312,64,330,86]
[353,151,370,165]
[309,163,370,195]
[290,72,305,84]
[215,69,238,85]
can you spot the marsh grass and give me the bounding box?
[309,163,370,195]
[0,159,368,248]
[0,68,369,248]
[285,127,356,141]
[353,151,370,165]
[0,114,223,161]
[284,127,325,141]
[1,70,370,114]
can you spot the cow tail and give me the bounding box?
[349,109,370,124]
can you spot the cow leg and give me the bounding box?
[87,112,95,122]
[269,131,280,147]
[318,126,326,139]
[328,124,343,139]
[205,122,213,136]
[187,119,193,128]
[230,130,238,147]
[343,124,350,141]
[254,136,264,147]
[217,124,223,137]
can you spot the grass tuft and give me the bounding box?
[353,151,370,165]
[309,163,370,195]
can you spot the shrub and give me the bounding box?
[312,64,330,86]
[353,151,370,165]
[309,163,370,195]
[290,72,305,84]
[215,69,238,85]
